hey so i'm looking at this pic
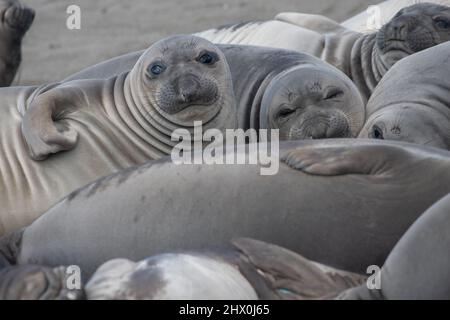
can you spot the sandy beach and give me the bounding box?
[17,0,378,85]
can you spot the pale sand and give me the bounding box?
[17,0,377,85]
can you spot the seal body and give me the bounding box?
[0,0,34,86]
[4,139,450,276]
[0,35,236,235]
[359,42,450,150]
[65,44,365,138]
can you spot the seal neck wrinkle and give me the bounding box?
[111,72,171,158]
[350,33,386,100]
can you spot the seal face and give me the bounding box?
[360,105,450,150]
[262,65,365,140]
[0,0,34,86]
[133,35,231,126]
[376,3,450,67]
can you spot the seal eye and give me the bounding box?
[372,125,384,140]
[197,51,218,65]
[277,108,295,119]
[148,63,166,76]
[434,18,450,30]
[324,90,343,100]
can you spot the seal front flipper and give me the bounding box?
[281,142,410,176]
[21,86,82,161]
[0,265,83,300]
[274,12,346,33]
[232,238,366,299]
[0,230,23,268]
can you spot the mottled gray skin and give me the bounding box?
[197,3,450,99]
[66,45,365,140]
[1,139,449,276]
[0,35,236,236]
[359,41,450,150]
[339,193,450,300]
[84,238,364,300]
[0,0,34,86]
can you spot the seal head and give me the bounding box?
[128,35,235,127]
[376,3,450,67]
[261,65,365,140]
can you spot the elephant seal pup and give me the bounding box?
[0,35,236,235]
[359,42,450,150]
[341,0,450,33]
[84,238,365,300]
[2,139,449,276]
[64,45,365,139]
[339,193,450,300]
[0,265,83,300]
[196,3,450,98]
[0,0,35,86]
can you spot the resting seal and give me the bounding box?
[84,238,365,300]
[341,0,450,32]
[359,41,450,150]
[0,35,236,235]
[2,139,449,276]
[94,193,445,300]
[65,45,365,140]
[0,0,34,86]
[196,3,450,99]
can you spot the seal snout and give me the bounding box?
[288,108,351,140]
[176,74,201,104]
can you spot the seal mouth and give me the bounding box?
[287,112,351,140]
[380,39,413,55]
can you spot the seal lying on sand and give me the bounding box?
[64,45,365,140]
[359,41,450,150]
[0,0,34,86]
[3,193,449,299]
[0,35,236,235]
[196,3,450,99]
[1,139,448,276]
[85,193,450,300]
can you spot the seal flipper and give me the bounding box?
[0,230,24,268]
[281,143,409,176]
[274,12,346,34]
[21,86,81,161]
[232,238,366,300]
[0,265,83,300]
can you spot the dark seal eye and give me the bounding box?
[372,125,384,140]
[434,18,450,30]
[148,62,166,76]
[324,90,343,100]
[277,108,295,119]
[197,51,218,65]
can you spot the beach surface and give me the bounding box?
[18,0,376,85]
